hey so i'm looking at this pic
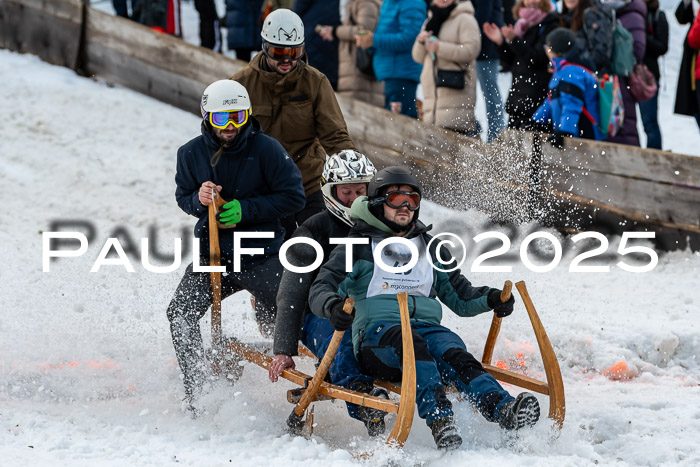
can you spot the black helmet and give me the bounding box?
[368,166,422,199]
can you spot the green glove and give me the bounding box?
[216,199,242,225]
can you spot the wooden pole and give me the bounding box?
[482,280,513,365]
[228,338,400,413]
[292,299,355,418]
[386,292,416,447]
[208,189,224,349]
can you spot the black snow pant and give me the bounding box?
[166,256,282,398]
[194,0,221,52]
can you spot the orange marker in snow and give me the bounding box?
[602,361,638,381]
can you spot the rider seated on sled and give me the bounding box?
[268,150,391,436]
[308,166,541,450]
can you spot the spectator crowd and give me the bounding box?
[117,0,700,149]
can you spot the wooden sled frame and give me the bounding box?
[206,192,565,448]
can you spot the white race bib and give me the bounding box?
[367,236,433,298]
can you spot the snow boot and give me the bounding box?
[429,415,462,450]
[498,392,540,430]
[357,386,390,437]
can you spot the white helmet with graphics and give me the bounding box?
[321,150,376,226]
[260,8,304,46]
[200,80,251,120]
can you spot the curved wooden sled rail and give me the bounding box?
[387,292,417,447]
[481,280,565,427]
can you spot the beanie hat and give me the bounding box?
[546,28,576,56]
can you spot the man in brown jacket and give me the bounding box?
[231,8,357,238]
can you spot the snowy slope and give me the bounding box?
[1,49,699,466]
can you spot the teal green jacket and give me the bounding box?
[308,198,495,354]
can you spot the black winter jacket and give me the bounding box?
[294,0,341,86]
[175,117,306,269]
[642,8,668,81]
[674,0,697,116]
[497,11,559,128]
[472,0,505,61]
[273,210,350,356]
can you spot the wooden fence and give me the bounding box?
[1,0,698,249]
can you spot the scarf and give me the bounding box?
[514,3,554,38]
[425,3,457,36]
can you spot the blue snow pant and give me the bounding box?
[384,78,418,119]
[301,313,373,421]
[476,59,506,142]
[358,322,513,426]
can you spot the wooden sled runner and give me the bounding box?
[206,192,565,447]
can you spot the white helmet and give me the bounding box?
[261,9,304,46]
[321,150,376,226]
[200,80,251,119]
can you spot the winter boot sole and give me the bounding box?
[504,392,540,430]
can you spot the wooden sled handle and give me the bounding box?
[208,188,224,348]
[482,280,512,365]
[386,292,416,447]
[292,298,355,417]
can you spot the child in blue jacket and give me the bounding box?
[532,28,604,147]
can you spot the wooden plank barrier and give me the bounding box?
[1,0,699,250]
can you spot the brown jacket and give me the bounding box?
[335,0,384,107]
[231,54,356,196]
[412,1,480,133]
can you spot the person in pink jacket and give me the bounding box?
[687,6,700,130]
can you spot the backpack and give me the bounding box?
[581,2,615,72]
[581,1,636,77]
[595,74,624,137]
[609,10,636,77]
[561,63,623,138]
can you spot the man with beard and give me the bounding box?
[231,8,357,239]
[167,79,306,414]
[309,166,540,449]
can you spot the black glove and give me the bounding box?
[487,288,515,318]
[328,299,355,331]
[549,130,573,149]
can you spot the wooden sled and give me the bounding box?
[206,192,565,448]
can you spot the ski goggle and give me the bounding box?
[208,109,249,129]
[263,43,304,61]
[384,191,421,211]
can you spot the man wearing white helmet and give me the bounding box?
[231,8,357,240]
[268,150,390,437]
[167,79,306,414]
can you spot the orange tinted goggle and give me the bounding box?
[385,191,420,211]
[263,43,304,61]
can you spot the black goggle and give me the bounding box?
[383,191,421,211]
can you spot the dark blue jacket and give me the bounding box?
[226,0,265,50]
[372,0,426,82]
[293,0,341,86]
[532,57,604,140]
[471,0,504,61]
[175,117,306,268]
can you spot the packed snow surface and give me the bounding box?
[1,9,699,465]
